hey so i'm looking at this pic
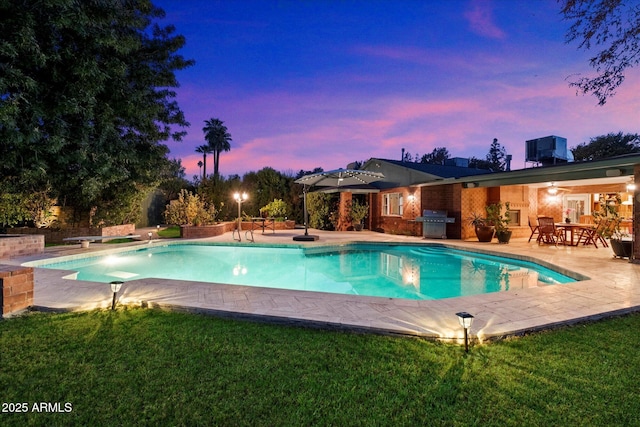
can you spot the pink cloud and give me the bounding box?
[170,68,640,179]
[464,1,506,40]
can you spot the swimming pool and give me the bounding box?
[32,243,577,301]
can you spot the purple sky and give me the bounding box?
[154,0,640,179]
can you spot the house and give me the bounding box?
[335,154,640,261]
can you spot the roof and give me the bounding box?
[439,153,640,188]
[376,159,494,178]
[360,158,494,188]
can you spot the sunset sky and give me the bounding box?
[154,0,640,179]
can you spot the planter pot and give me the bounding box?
[495,230,512,244]
[353,224,363,231]
[475,225,495,242]
[610,238,633,258]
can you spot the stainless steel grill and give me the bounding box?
[414,210,455,239]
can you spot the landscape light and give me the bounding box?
[110,281,124,310]
[233,192,248,241]
[455,311,474,352]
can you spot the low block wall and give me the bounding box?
[9,224,136,244]
[0,235,45,259]
[0,264,34,316]
[180,222,236,239]
[180,220,295,239]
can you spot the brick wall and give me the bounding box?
[421,184,462,239]
[0,265,34,316]
[370,187,421,236]
[461,187,489,240]
[180,221,295,239]
[0,235,44,259]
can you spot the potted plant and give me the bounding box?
[349,199,369,231]
[468,212,494,242]
[486,202,511,244]
[593,194,632,258]
[608,219,633,258]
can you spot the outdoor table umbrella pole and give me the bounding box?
[303,185,309,236]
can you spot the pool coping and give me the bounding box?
[9,230,640,342]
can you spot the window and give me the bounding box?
[383,193,403,216]
[508,210,521,226]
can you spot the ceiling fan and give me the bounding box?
[546,182,569,195]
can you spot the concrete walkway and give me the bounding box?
[9,227,640,343]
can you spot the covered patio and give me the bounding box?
[353,154,640,262]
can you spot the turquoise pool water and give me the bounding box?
[36,243,576,300]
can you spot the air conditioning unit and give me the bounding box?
[525,136,573,165]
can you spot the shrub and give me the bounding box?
[259,199,289,219]
[164,189,218,226]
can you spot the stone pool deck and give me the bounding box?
[6,228,640,343]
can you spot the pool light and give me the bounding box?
[455,311,474,352]
[110,281,124,310]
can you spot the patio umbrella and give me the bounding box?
[294,169,385,240]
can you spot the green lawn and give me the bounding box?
[157,226,180,239]
[1,308,639,426]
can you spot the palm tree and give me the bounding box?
[195,145,212,178]
[203,118,232,178]
[197,160,203,178]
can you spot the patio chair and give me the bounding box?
[527,216,540,242]
[579,215,594,224]
[576,218,609,248]
[537,217,565,246]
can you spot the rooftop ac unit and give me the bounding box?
[525,136,573,165]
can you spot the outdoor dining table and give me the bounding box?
[554,222,593,246]
[250,217,275,234]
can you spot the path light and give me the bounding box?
[148,231,153,242]
[455,311,474,352]
[110,281,124,310]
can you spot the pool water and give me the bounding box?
[37,243,576,300]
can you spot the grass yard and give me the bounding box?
[157,226,180,239]
[1,308,639,426]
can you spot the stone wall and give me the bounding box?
[9,224,136,244]
[0,235,45,259]
[0,265,34,316]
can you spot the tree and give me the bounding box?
[242,167,291,213]
[571,132,640,161]
[195,145,212,178]
[468,157,493,170]
[0,1,194,223]
[203,118,232,178]
[485,138,507,171]
[420,147,450,165]
[562,0,640,105]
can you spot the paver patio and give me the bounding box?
[7,228,640,343]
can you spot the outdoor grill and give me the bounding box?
[414,210,455,239]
